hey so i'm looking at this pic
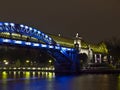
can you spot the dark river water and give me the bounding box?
[0,71,120,90]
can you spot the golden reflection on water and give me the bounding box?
[32,72,35,77]
[25,71,30,79]
[2,71,8,85]
[0,71,55,81]
[2,71,7,80]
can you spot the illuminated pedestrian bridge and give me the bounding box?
[0,22,108,73]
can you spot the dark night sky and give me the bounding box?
[0,0,120,43]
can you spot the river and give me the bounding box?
[0,71,120,90]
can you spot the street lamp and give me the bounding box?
[26,60,30,67]
[3,60,9,65]
[5,62,9,65]
[26,60,30,63]
[49,60,52,67]
[49,60,52,63]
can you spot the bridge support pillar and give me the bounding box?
[72,51,81,73]
[54,50,81,74]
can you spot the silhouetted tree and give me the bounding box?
[105,37,120,65]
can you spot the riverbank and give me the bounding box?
[1,67,120,74]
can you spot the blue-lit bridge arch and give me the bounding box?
[0,22,80,73]
[0,22,56,44]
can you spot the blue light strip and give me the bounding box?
[0,38,75,52]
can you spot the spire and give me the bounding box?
[76,33,79,38]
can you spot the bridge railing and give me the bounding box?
[0,38,75,52]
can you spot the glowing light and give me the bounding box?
[67,48,72,51]
[34,29,37,32]
[26,60,30,63]
[46,67,48,70]
[14,40,22,44]
[18,67,20,69]
[32,67,36,70]
[0,22,3,25]
[3,39,10,43]
[42,33,44,36]
[49,37,52,40]
[27,67,31,69]
[2,71,7,80]
[41,44,47,47]
[3,67,6,69]
[4,23,9,26]
[13,67,16,70]
[49,60,52,63]
[55,46,60,49]
[52,67,55,70]
[25,26,28,29]
[48,72,53,79]
[38,31,41,34]
[20,24,24,27]
[10,23,15,26]
[25,42,31,45]
[45,35,48,38]
[33,43,39,46]
[5,62,9,65]
[49,45,54,48]
[29,27,32,30]
[61,47,67,50]
[38,67,41,70]
[25,72,30,79]
[32,72,35,77]
[13,71,16,75]
[23,67,25,69]
[3,60,7,63]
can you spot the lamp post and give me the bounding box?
[49,60,52,67]
[26,60,30,67]
[3,60,9,65]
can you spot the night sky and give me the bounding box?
[0,0,120,43]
